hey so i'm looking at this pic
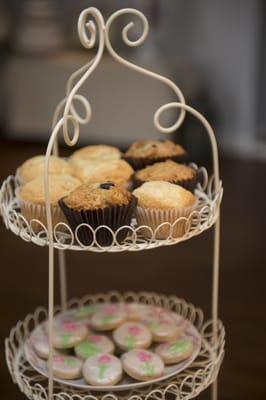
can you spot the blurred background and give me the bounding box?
[0,1,266,399]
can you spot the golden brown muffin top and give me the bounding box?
[70,159,133,185]
[18,155,73,184]
[62,182,132,211]
[19,174,81,205]
[125,140,185,159]
[133,181,196,209]
[135,160,196,182]
[69,145,121,162]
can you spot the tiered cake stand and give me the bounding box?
[1,7,225,400]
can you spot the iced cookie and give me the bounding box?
[113,322,152,351]
[53,321,88,349]
[75,334,114,360]
[123,303,154,321]
[91,304,126,331]
[83,353,122,386]
[31,326,50,359]
[141,307,182,342]
[72,304,101,321]
[155,337,194,364]
[122,350,164,381]
[51,354,83,379]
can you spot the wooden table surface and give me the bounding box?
[0,140,265,399]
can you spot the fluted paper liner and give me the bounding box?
[135,202,198,240]
[58,196,137,246]
[16,190,66,233]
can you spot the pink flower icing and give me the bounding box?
[137,351,152,362]
[54,355,65,363]
[89,335,102,343]
[98,354,112,364]
[128,325,142,336]
[103,305,117,315]
[61,321,77,332]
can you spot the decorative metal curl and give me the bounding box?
[104,8,186,134]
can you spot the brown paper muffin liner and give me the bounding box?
[17,195,66,233]
[123,153,187,171]
[135,202,198,240]
[58,196,137,247]
[132,169,200,192]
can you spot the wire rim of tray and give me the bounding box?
[5,291,225,400]
[0,166,223,252]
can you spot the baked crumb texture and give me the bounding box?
[124,140,187,170]
[134,160,198,191]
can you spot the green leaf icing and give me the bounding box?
[76,341,101,358]
[98,364,109,380]
[169,340,192,355]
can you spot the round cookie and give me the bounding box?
[72,304,101,321]
[75,334,114,360]
[123,303,154,321]
[122,350,164,381]
[51,354,83,379]
[53,320,88,349]
[141,307,182,342]
[113,322,152,351]
[31,326,50,359]
[91,304,127,331]
[83,353,122,386]
[155,337,194,364]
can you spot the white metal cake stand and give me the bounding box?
[1,7,224,400]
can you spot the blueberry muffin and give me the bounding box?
[59,182,137,246]
[133,181,197,239]
[17,155,73,184]
[124,140,186,170]
[134,160,198,191]
[18,174,81,231]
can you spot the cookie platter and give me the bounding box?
[6,292,225,399]
[0,166,222,252]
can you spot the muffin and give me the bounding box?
[70,159,134,189]
[124,140,186,170]
[18,174,81,231]
[17,155,73,184]
[134,160,198,191]
[133,181,197,239]
[59,181,137,246]
[69,145,121,162]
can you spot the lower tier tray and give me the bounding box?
[5,292,225,400]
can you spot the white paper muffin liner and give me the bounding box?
[16,189,66,232]
[135,202,198,239]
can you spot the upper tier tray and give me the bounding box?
[0,166,223,253]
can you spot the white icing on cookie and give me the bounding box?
[122,349,164,381]
[141,307,181,342]
[113,322,152,351]
[53,321,88,349]
[83,353,122,386]
[75,334,114,359]
[52,355,83,379]
[155,337,194,364]
[91,304,126,331]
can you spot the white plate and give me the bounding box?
[24,310,201,392]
